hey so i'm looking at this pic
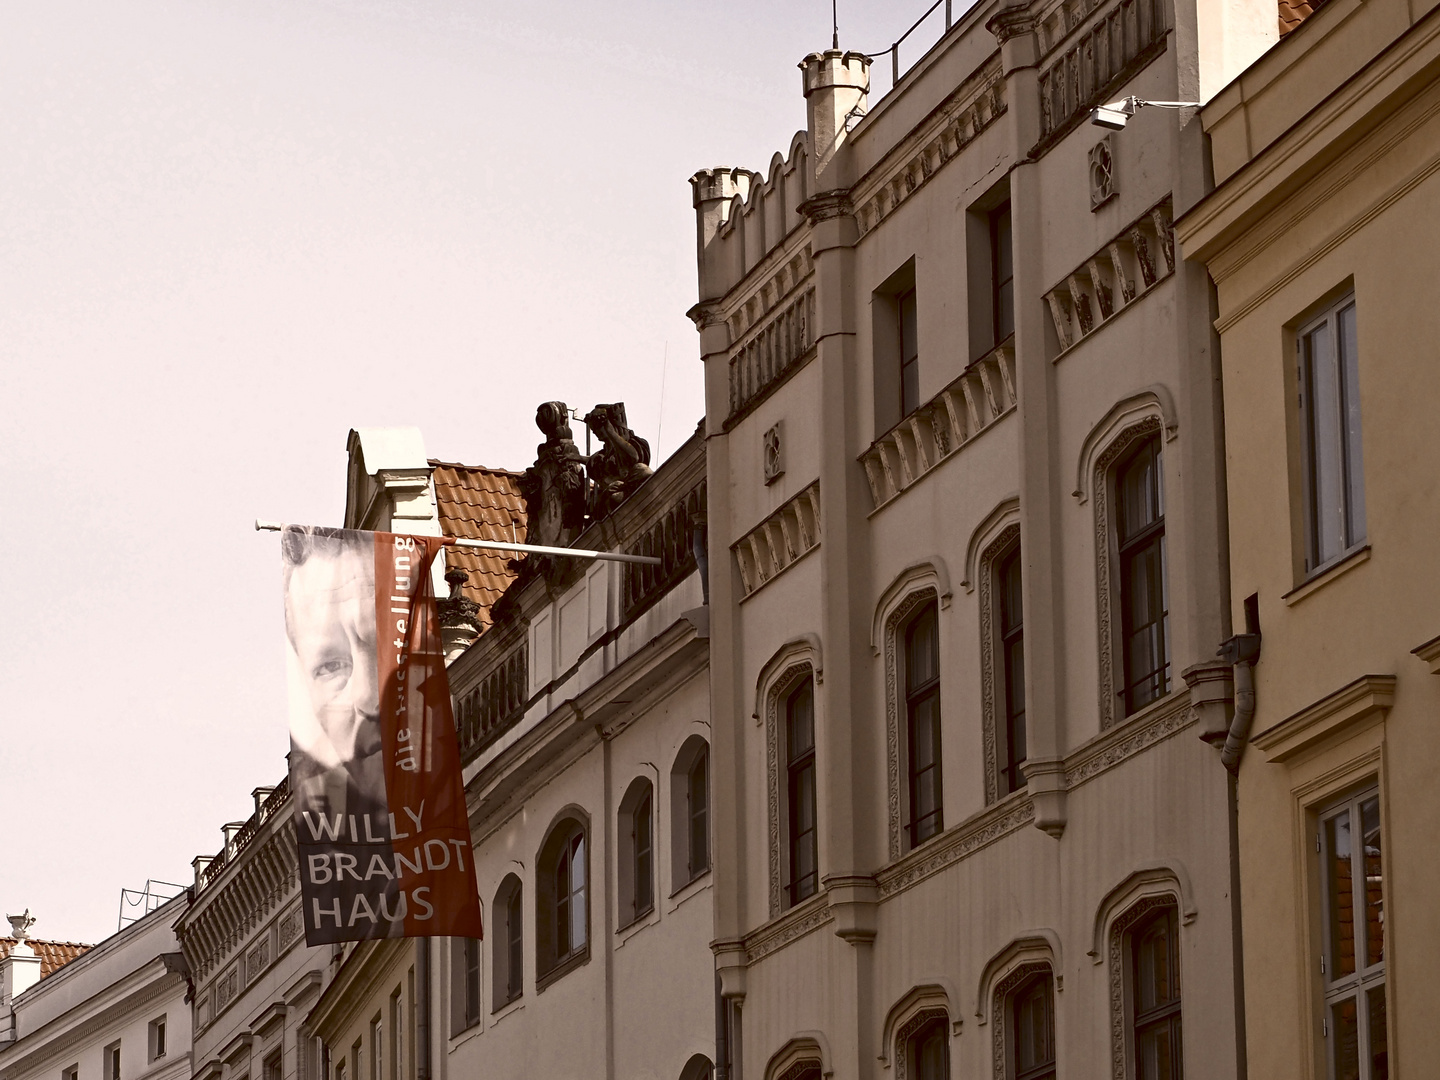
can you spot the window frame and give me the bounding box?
[618,777,656,929]
[991,202,1015,348]
[1317,785,1387,1080]
[899,286,920,418]
[997,545,1026,796]
[904,1014,950,1080]
[1010,971,1057,1080]
[1297,294,1366,576]
[902,600,943,849]
[1129,905,1182,1080]
[784,675,819,908]
[148,1016,167,1063]
[687,749,710,881]
[104,1043,121,1080]
[1114,434,1170,716]
[535,816,590,986]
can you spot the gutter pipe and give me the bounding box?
[1217,633,1262,773]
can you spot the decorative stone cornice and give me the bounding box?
[986,6,1037,43]
[1410,632,1440,674]
[1252,674,1396,762]
[797,190,854,225]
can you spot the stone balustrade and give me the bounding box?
[861,343,1017,511]
[733,480,822,597]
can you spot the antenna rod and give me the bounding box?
[254,520,663,566]
[832,0,839,48]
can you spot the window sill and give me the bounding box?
[669,867,712,903]
[489,994,522,1022]
[1284,545,1370,606]
[616,906,658,945]
[535,946,590,994]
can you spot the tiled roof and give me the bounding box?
[0,938,92,979]
[1279,0,1325,35]
[430,460,528,632]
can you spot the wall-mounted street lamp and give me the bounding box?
[1090,96,1202,130]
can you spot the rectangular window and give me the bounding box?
[1299,296,1365,572]
[1320,788,1386,1080]
[369,1017,381,1080]
[688,752,710,878]
[1117,436,1170,714]
[991,203,1014,346]
[998,548,1026,795]
[352,1038,362,1080]
[905,602,943,847]
[264,1054,281,1080]
[1132,905,1182,1080]
[1013,973,1056,1080]
[908,1016,949,1080]
[786,677,819,907]
[388,990,402,1080]
[634,790,654,919]
[463,939,481,1028]
[105,1044,121,1080]
[63,1065,79,1080]
[899,287,920,417]
[148,1017,167,1062]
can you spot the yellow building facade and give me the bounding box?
[1178,0,1440,1076]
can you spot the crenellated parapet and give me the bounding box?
[690,128,811,304]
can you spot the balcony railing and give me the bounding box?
[455,639,529,759]
[197,776,291,892]
[623,479,706,620]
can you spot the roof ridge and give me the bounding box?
[428,458,525,475]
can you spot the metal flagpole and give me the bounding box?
[254,520,664,566]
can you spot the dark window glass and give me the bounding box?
[688,751,709,878]
[554,830,587,960]
[462,938,480,1026]
[1013,973,1056,1080]
[900,287,920,417]
[998,547,1026,795]
[1132,906,1182,1080]
[908,1017,949,1080]
[1321,790,1386,1079]
[1300,298,1365,571]
[506,885,523,1001]
[992,203,1014,345]
[1117,436,1169,714]
[786,677,818,907]
[633,789,653,919]
[905,603,943,847]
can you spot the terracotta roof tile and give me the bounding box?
[0,938,93,979]
[1279,0,1325,35]
[429,460,527,632]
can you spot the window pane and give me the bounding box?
[1338,303,1365,547]
[1367,987,1388,1080]
[1325,810,1356,979]
[1015,976,1054,1072]
[900,289,919,416]
[1137,919,1177,1013]
[1137,1023,1179,1080]
[635,794,653,915]
[1360,795,1383,968]
[906,605,938,691]
[993,205,1014,344]
[690,755,709,875]
[912,1021,948,1080]
[788,681,814,759]
[1304,321,1345,565]
[1331,995,1360,1080]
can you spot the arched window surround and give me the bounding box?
[757,638,823,916]
[975,934,1061,1080]
[881,983,959,1080]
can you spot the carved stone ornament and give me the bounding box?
[518,401,589,549]
[1089,135,1116,210]
[436,566,480,633]
[764,423,784,484]
[798,190,854,224]
[584,402,653,520]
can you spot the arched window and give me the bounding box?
[785,676,819,907]
[670,735,710,890]
[679,1054,714,1080]
[536,816,588,982]
[906,1014,949,1080]
[491,874,522,1010]
[618,778,655,927]
[1115,435,1169,715]
[903,600,943,847]
[1129,903,1181,1080]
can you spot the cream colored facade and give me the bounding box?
[688,1,1279,1078]
[1178,0,1440,1075]
[310,425,716,1080]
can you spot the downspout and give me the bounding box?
[1217,631,1261,773]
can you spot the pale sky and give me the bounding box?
[0,0,955,945]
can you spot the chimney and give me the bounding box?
[799,50,870,189]
[251,787,277,818]
[191,855,214,890]
[2,911,43,1004]
[1183,0,1279,102]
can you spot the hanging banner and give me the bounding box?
[281,525,483,945]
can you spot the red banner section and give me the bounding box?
[282,525,483,945]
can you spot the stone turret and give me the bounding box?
[799,50,870,189]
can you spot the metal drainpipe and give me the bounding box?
[1217,632,1262,773]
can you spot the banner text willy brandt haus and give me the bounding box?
[281,524,483,945]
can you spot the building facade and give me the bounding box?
[688,1,1276,1077]
[1177,0,1440,1074]
[0,906,187,1080]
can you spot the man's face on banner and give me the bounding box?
[287,539,379,770]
